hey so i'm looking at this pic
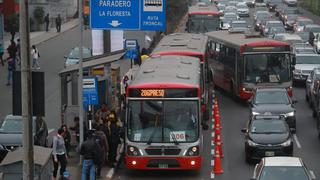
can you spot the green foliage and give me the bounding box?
[33,6,45,24]
[4,13,19,34]
[166,0,188,33]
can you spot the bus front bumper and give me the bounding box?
[125,156,202,170]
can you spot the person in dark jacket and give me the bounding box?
[309,31,315,46]
[94,126,109,178]
[80,130,101,180]
[6,56,15,86]
[107,112,120,167]
[55,14,62,32]
[61,124,71,156]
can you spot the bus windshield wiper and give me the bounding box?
[147,127,158,145]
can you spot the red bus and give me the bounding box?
[125,55,204,170]
[152,33,212,122]
[206,31,293,99]
[186,3,221,33]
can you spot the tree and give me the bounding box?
[4,14,19,41]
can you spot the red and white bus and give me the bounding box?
[152,33,212,122]
[125,55,204,170]
[206,31,294,99]
[186,3,221,33]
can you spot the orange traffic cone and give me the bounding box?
[214,113,222,129]
[214,134,224,158]
[213,146,224,174]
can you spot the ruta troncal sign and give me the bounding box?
[90,0,166,30]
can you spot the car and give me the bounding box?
[64,46,92,67]
[245,0,255,8]
[292,43,315,54]
[249,88,297,132]
[279,8,300,22]
[296,31,310,43]
[294,18,313,32]
[255,0,266,7]
[254,11,272,31]
[227,1,238,7]
[236,3,250,17]
[0,115,48,162]
[250,157,315,180]
[267,26,286,38]
[266,0,282,12]
[283,14,298,30]
[272,33,287,41]
[305,67,320,104]
[199,0,213,5]
[315,34,320,54]
[279,33,303,45]
[242,115,293,162]
[262,20,284,36]
[284,0,297,7]
[224,5,237,14]
[220,12,239,30]
[228,20,250,33]
[303,24,320,38]
[293,53,320,82]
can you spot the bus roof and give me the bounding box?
[152,33,208,57]
[206,31,289,51]
[129,55,201,89]
[188,4,220,16]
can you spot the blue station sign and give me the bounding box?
[90,0,166,30]
[83,77,99,106]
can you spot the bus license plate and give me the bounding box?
[159,164,168,168]
[265,151,275,156]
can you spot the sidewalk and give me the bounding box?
[3,18,79,58]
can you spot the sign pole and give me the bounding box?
[20,0,34,178]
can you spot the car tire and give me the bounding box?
[245,153,251,163]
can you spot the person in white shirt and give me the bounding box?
[31,45,40,69]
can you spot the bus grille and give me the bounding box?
[145,148,181,155]
[147,159,180,168]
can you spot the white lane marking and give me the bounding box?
[106,168,115,179]
[211,140,215,146]
[310,170,316,179]
[212,132,215,138]
[211,149,214,155]
[293,134,302,149]
[48,129,55,134]
[211,159,215,166]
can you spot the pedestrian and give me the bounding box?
[94,126,109,178]
[34,115,48,146]
[31,45,40,69]
[55,14,62,32]
[7,40,17,62]
[0,44,4,66]
[61,124,71,156]
[52,128,68,180]
[309,31,315,46]
[95,103,110,124]
[69,117,80,143]
[80,130,101,180]
[44,13,50,32]
[6,56,15,86]
[106,111,121,167]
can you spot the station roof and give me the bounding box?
[59,51,125,75]
[129,55,201,88]
[152,33,208,55]
[205,31,288,51]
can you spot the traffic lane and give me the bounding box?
[213,90,254,180]
[292,86,320,178]
[114,108,214,180]
[37,28,92,129]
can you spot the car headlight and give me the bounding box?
[280,139,292,147]
[293,69,302,75]
[185,146,199,156]
[285,111,295,117]
[127,146,142,156]
[252,112,260,115]
[247,139,259,146]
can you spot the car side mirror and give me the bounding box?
[241,128,248,133]
[307,79,312,83]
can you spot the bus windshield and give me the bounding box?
[127,100,199,143]
[188,15,220,33]
[244,53,291,83]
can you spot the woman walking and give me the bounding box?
[31,45,40,69]
[61,124,71,156]
[52,128,68,180]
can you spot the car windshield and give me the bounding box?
[231,22,247,28]
[266,22,283,28]
[269,27,286,34]
[223,17,237,23]
[259,166,309,180]
[295,48,315,54]
[287,15,298,21]
[254,90,290,104]
[306,26,320,33]
[188,15,220,33]
[244,53,291,83]
[0,117,35,134]
[285,8,299,14]
[269,0,282,3]
[68,47,92,59]
[297,20,313,26]
[127,100,199,143]
[296,55,320,64]
[251,120,287,133]
[237,4,247,8]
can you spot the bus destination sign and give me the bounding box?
[129,88,198,98]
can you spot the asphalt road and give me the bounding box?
[113,2,320,180]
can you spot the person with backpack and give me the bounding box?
[93,126,109,178]
[106,111,121,167]
[31,45,40,69]
[80,130,101,180]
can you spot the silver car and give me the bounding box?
[293,53,320,82]
[305,67,320,104]
[64,46,92,67]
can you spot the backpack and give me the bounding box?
[93,135,103,165]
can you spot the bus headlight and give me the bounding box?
[127,146,141,156]
[280,139,292,147]
[186,146,199,156]
[284,111,295,117]
[247,139,259,147]
[252,112,260,116]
